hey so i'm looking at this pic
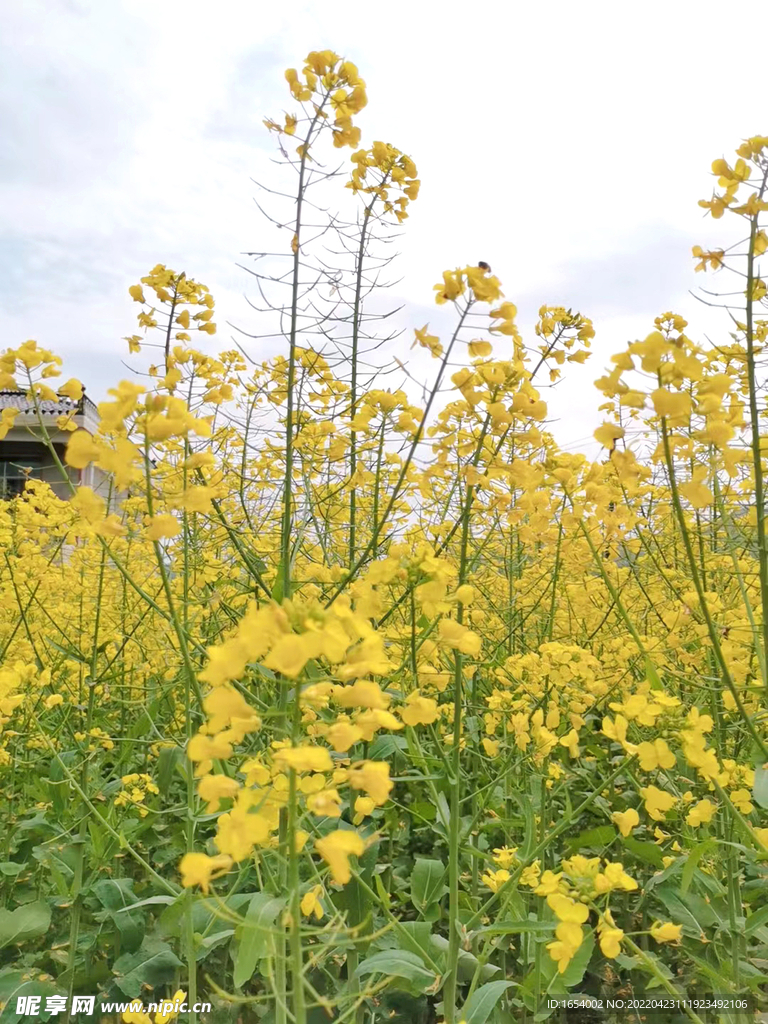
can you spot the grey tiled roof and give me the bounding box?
[0,390,98,419]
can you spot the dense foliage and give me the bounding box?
[0,48,767,1024]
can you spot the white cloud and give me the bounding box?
[1,0,764,446]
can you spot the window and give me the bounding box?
[0,456,42,499]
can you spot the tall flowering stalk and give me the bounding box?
[1,59,768,1024]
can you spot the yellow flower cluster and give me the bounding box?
[266,51,367,150]
[114,773,160,817]
[2,61,768,1022]
[348,141,419,221]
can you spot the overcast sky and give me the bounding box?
[2,0,765,452]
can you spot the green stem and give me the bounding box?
[327,300,473,603]
[444,477,474,1023]
[744,175,768,702]
[348,206,372,566]
[659,415,768,759]
[287,696,306,1024]
[279,102,330,602]
[621,935,706,1024]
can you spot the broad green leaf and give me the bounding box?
[157,745,184,792]
[15,812,53,834]
[396,922,432,961]
[0,969,63,1024]
[0,863,25,877]
[92,878,145,953]
[198,928,235,957]
[87,816,114,862]
[112,937,183,998]
[0,901,51,950]
[559,929,595,989]
[358,840,380,883]
[461,980,514,1024]
[368,734,408,760]
[746,903,768,936]
[564,826,615,852]
[31,845,75,895]
[753,765,768,810]
[232,893,285,989]
[92,876,140,909]
[411,858,446,912]
[429,935,500,982]
[408,801,437,822]
[622,836,665,868]
[270,566,285,603]
[517,969,544,1013]
[683,948,735,989]
[615,952,643,970]
[654,885,718,935]
[156,892,248,941]
[333,875,372,950]
[435,793,451,834]
[355,949,438,992]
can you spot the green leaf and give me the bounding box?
[408,801,437,822]
[333,876,371,947]
[157,745,184,793]
[512,791,536,860]
[118,895,178,911]
[461,980,514,1024]
[198,928,235,957]
[0,901,51,949]
[622,836,665,868]
[368,734,408,760]
[435,793,451,834]
[0,863,25,877]
[653,885,718,935]
[422,903,441,923]
[746,903,768,936]
[355,950,438,992]
[429,935,500,983]
[0,969,63,1024]
[31,845,74,896]
[478,919,556,936]
[411,858,446,913]
[112,937,183,998]
[156,893,248,942]
[564,826,615,852]
[231,893,285,989]
[270,569,284,604]
[680,839,717,895]
[645,657,663,691]
[92,878,145,953]
[44,639,89,664]
[629,947,674,983]
[379,992,431,1024]
[615,952,643,970]
[559,929,595,989]
[753,765,768,810]
[396,922,432,961]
